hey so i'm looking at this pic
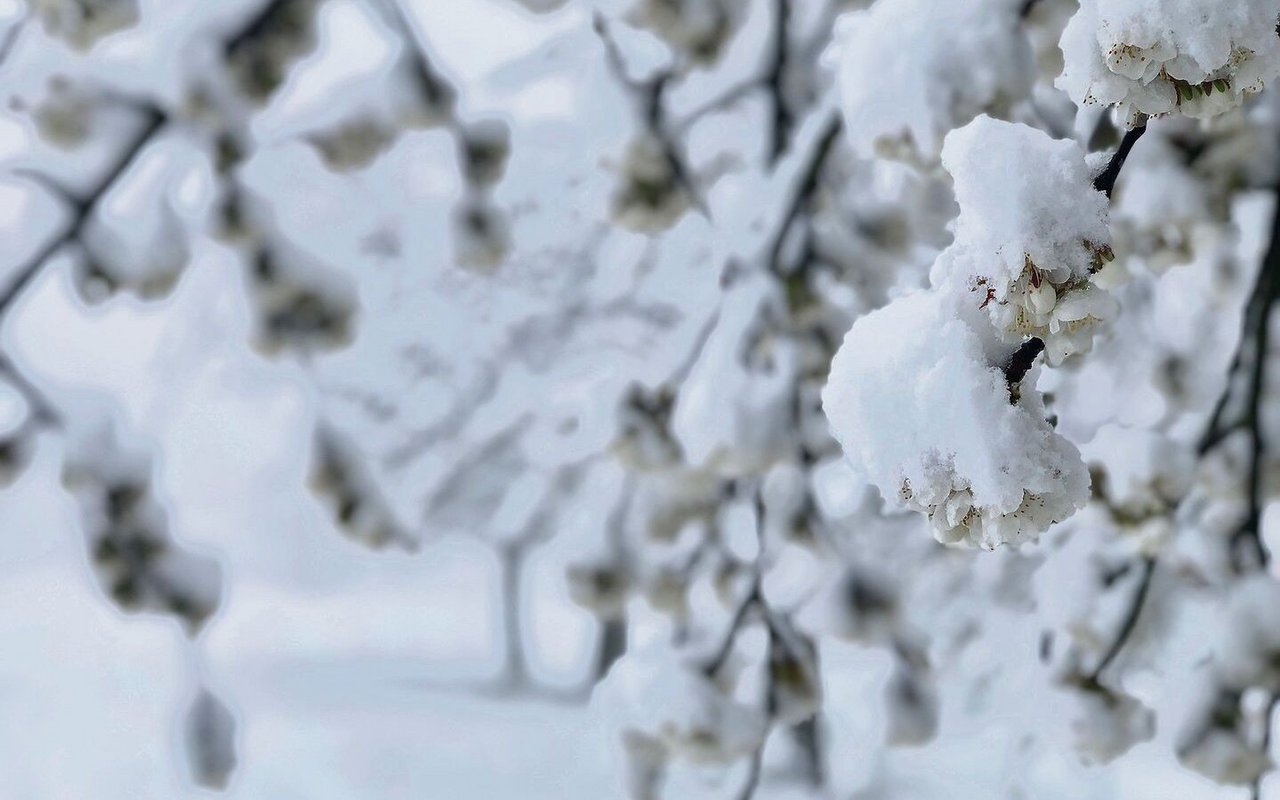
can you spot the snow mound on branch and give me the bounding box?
[1213,575,1280,691]
[594,641,766,791]
[932,116,1116,364]
[1059,0,1280,124]
[836,0,1033,163]
[821,289,1089,549]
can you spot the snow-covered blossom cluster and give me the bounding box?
[1059,0,1280,125]
[595,640,766,799]
[823,288,1088,548]
[933,116,1117,364]
[822,116,1111,548]
[62,419,222,634]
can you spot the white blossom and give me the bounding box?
[1059,0,1280,124]
[932,116,1116,364]
[594,642,766,769]
[34,0,138,50]
[1070,686,1155,764]
[1213,575,1280,691]
[822,289,1089,548]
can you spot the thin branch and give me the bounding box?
[0,11,27,67]
[1092,122,1148,198]
[593,13,706,216]
[1003,337,1045,402]
[0,102,168,320]
[0,354,61,427]
[1199,169,1280,571]
[736,745,764,800]
[1089,556,1156,683]
[765,112,842,275]
[763,0,793,164]
[1254,693,1279,800]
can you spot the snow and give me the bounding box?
[821,288,1089,549]
[835,0,1033,163]
[1059,0,1280,124]
[933,116,1116,364]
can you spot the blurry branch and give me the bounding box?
[765,112,842,276]
[703,491,768,679]
[1254,694,1279,800]
[0,100,167,433]
[594,12,706,216]
[763,0,793,164]
[1088,555,1156,683]
[0,10,27,66]
[737,746,764,800]
[0,102,167,322]
[0,353,61,427]
[1198,165,1280,572]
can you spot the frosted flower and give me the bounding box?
[1059,0,1280,125]
[248,243,356,354]
[309,424,416,551]
[1212,575,1280,691]
[567,556,632,620]
[1179,715,1272,786]
[459,119,511,188]
[63,421,222,634]
[35,0,138,50]
[225,0,321,104]
[1084,426,1194,522]
[822,289,1089,548]
[835,0,1033,163]
[610,135,690,234]
[628,0,742,65]
[452,198,511,273]
[81,201,190,302]
[798,567,899,644]
[26,77,96,149]
[1112,137,1217,273]
[594,643,766,767]
[933,117,1116,364]
[307,116,398,173]
[885,665,938,746]
[1069,684,1155,764]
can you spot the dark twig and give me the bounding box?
[1089,556,1156,682]
[1004,337,1045,402]
[593,13,706,216]
[0,354,61,427]
[0,103,167,319]
[1198,169,1280,571]
[763,0,793,164]
[737,745,764,800]
[1092,123,1148,198]
[766,113,842,275]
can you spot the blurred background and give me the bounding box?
[1,0,1278,798]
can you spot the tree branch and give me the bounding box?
[1198,166,1280,571]
[763,0,793,164]
[0,102,167,320]
[765,113,842,275]
[1089,555,1156,683]
[1003,337,1045,402]
[1092,123,1148,198]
